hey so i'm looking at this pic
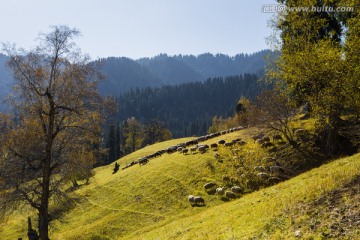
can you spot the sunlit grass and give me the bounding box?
[0,127,359,239]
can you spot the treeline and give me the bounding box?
[105,118,172,164]
[113,74,261,138]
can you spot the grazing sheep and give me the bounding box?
[270,165,283,175]
[210,143,218,149]
[216,187,225,195]
[222,175,230,182]
[237,140,246,146]
[190,147,197,154]
[177,147,183,152]
[254,166,266,172]
[188,195,195,203]
[138,158,149,165]
[194,196,205,205]
[198,146,206,154]
[218,139,226,144]
[224,142,234,147]
[230,177,239,185]
[182,148,189,155]
[268,177,282,184]
[231,186,242,194]
[257,172,269,179]
[203,182,217,190]
[225,191,237,199]
[166,146,177,154]
[186,140,198,146]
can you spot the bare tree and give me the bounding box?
[248,88,297,145]
[0,25,103,240]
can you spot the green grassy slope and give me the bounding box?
[137,153,360,240]
[1,129,359,239]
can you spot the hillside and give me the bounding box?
[1,127,359,239]
[115,74,260,137]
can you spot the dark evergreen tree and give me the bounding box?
[115,123,122,159]
[114,74,261,137]
[107,124,116,163]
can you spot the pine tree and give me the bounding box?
[115,123,122,158]
[107,124,116,163]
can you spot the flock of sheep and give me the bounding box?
[121,126,245,170]
[187,175,245,206]
[185,132,288,206]
[116,126,287,208]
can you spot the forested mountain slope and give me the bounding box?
[97,50,274,95]
[115,74,260,137]
[0,51,274,100]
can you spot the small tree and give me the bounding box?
[255,88,297,145]
[115,123,122,158]
[143,119,172,145]
[234,97,253,127]
[123,117,144,153]
[106,124,117,164]
[269,0,358,154]
[0,25,103,240]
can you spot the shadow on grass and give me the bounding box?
[191,204,207,208]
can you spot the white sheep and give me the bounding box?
[216,187,225,195]
[194,196,205,205]
[225,191,237,199]
[231,186,242,194]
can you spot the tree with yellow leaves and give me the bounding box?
[0,25,103,240]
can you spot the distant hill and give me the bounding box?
[0,50,275,99]
[97,50,275,95]
[96,57,163,96]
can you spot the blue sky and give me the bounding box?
[0,0,277,59]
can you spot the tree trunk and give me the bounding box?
[38,95,54,240]
[322,111,342,155]
[323,124,340,154]
[38,156,51,240]
[38,182,50,240]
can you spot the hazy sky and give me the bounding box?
[0,0,277,59]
